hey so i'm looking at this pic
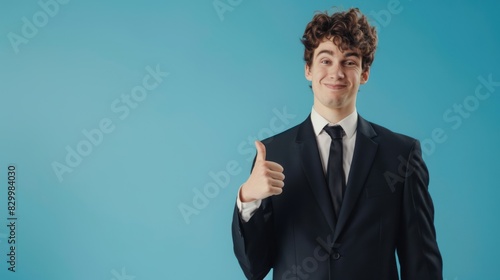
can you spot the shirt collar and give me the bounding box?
[311,107,358,139]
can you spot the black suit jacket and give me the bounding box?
[232,115,442,280]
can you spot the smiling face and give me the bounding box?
[305,39,370,121]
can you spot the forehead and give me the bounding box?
[313,40,360,58]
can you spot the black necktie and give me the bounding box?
[324,125,345,219]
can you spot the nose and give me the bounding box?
[329,63,345,79]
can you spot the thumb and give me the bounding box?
[255,140,266,162]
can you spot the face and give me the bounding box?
[305,39,370,117]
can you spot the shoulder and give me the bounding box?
[361,116,420,153]
[372,122,415,144]
[260,117,308,147]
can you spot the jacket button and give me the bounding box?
[332,252,341,260]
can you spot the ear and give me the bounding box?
[360,67,370,84]
[305,64,312,81]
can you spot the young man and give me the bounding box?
[232,8,442,280]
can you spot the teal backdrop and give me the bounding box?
[1,0,499,279]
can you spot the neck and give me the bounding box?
[314,104,355,124]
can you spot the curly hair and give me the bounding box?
[301,8,378,72]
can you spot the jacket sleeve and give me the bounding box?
[232,195,275,280]
[397,140,443,280]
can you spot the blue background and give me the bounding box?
[1,0,499,279]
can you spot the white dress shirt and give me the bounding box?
[237,107,358,222]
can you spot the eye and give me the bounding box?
[344,60,357,66]
[320,59,331,65]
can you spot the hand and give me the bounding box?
[240,141,285,202]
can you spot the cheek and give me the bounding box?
[313,68,328,82]
[349,72,362,84]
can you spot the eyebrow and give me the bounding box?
[315,49,360,59]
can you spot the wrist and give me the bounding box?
[239,184,256,203]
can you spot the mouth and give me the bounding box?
[324,83,347,90]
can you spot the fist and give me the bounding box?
[240,141,285,202]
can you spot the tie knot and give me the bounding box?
[324,125,344,140]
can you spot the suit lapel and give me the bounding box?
[296,116,336,233]
[333,115,378,243]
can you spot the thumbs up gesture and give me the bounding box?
[240,141,285,202]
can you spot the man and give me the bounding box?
[232,8,442,280]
